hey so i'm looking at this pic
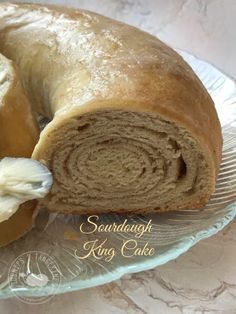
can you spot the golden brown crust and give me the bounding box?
[0,58,39,158]
[0,3,222,176]
[0,3,223,215]
[0,200,38,247]
[0,54,40,247]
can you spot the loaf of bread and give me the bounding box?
[0,53,39,246]
[0,3,222,216]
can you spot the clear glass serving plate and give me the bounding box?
[0,51,236,300]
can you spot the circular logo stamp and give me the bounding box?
[8,251,61,304]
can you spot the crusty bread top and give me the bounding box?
[0,52,39,158]
[0,3,222,180]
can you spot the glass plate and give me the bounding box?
[0,51,236,300]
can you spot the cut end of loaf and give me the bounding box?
[34,109,215,214]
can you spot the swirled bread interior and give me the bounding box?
[36,109,213,214]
